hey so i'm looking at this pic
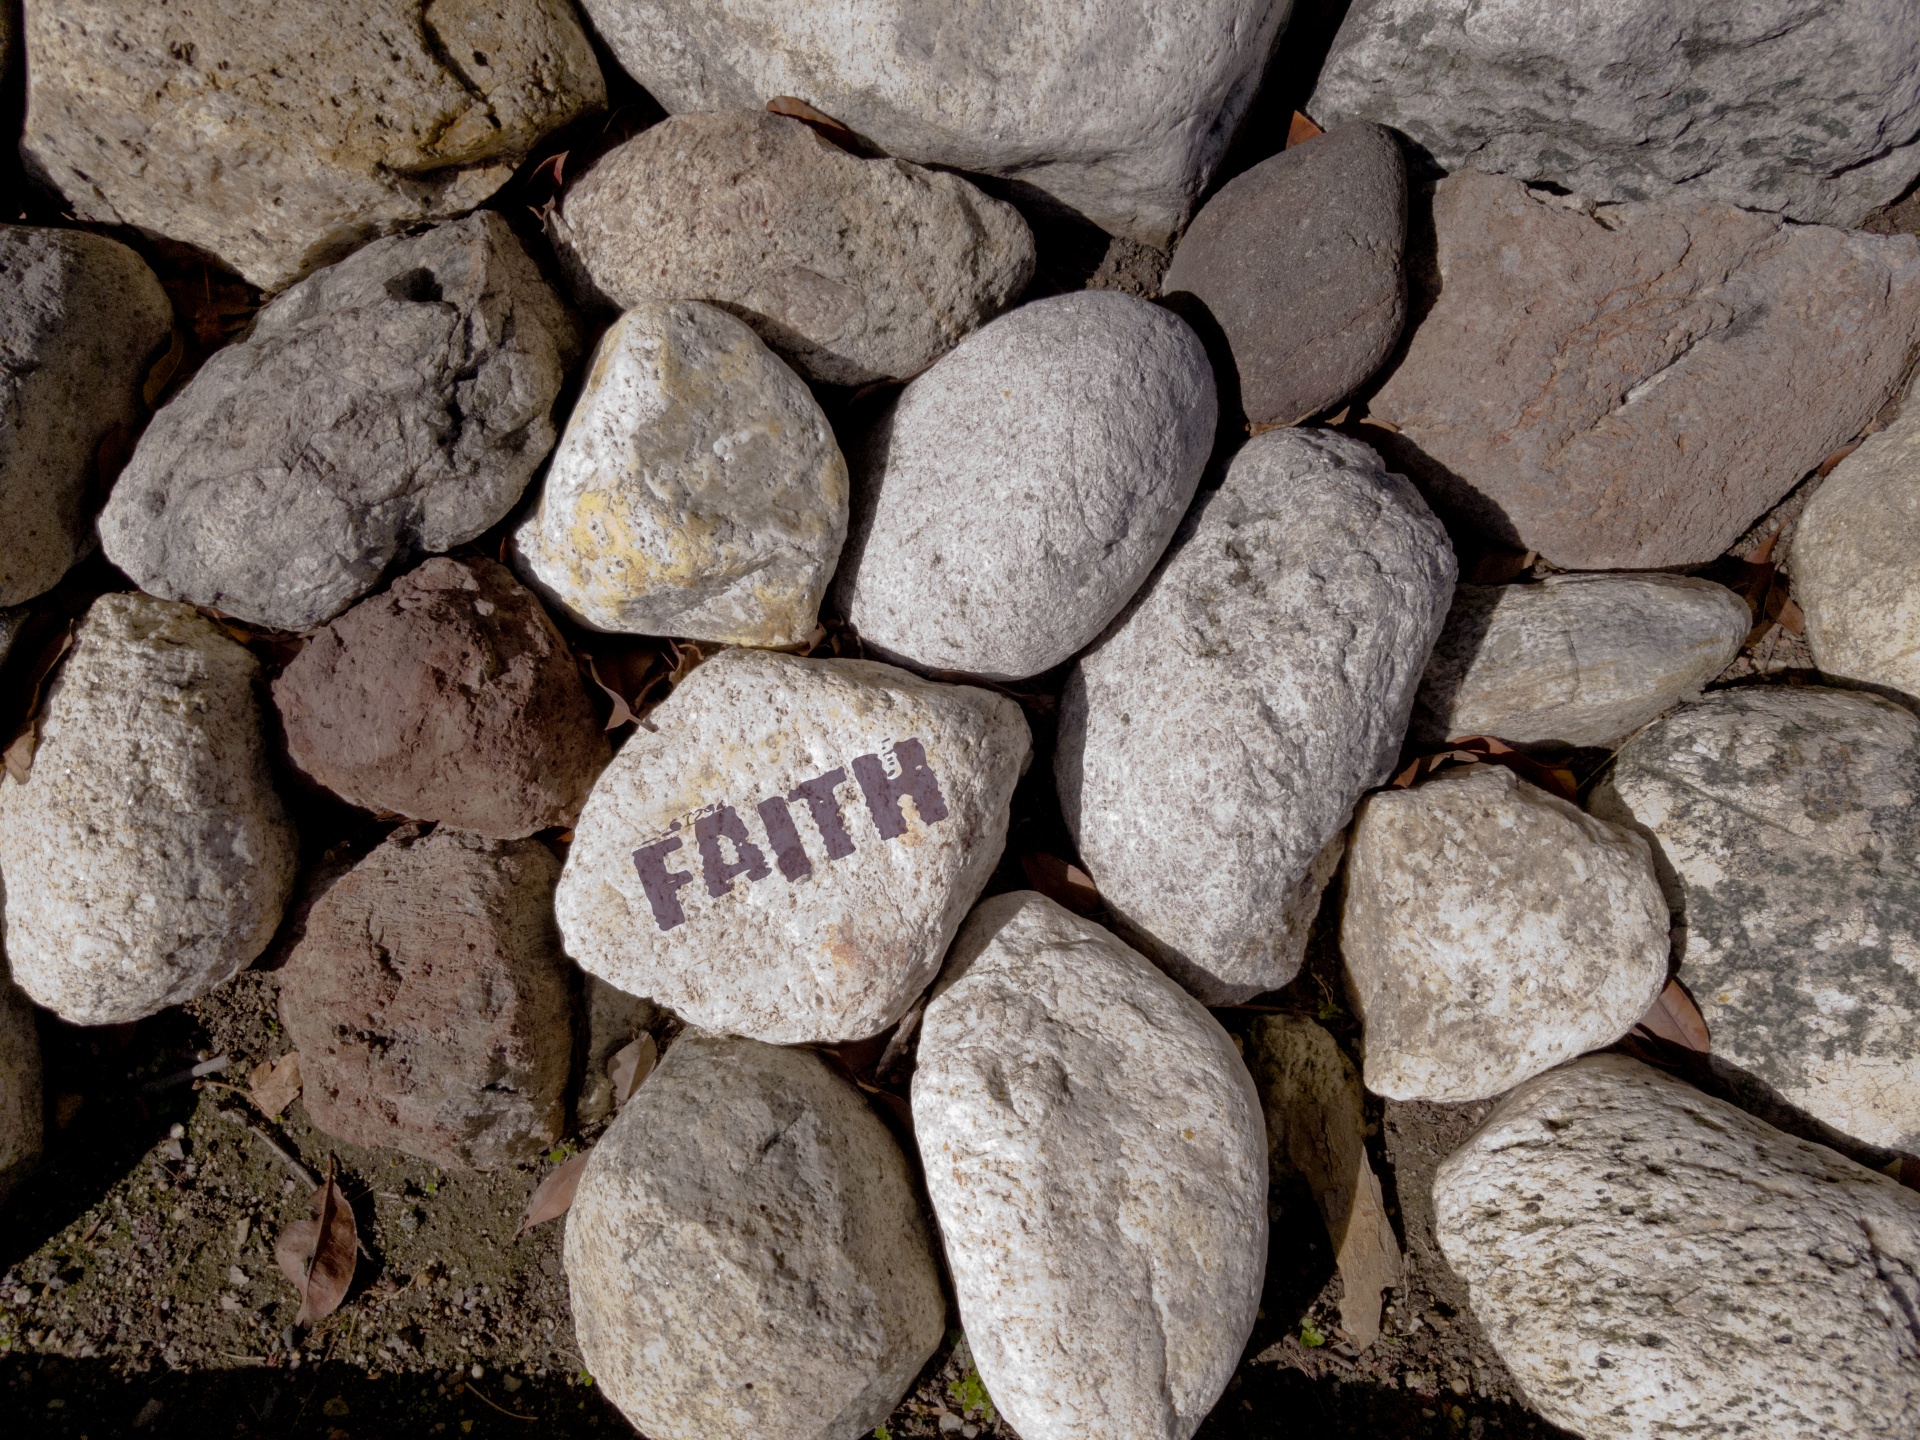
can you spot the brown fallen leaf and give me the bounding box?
[1632,977,1710,1054]
[1815,442,1861,477]
[1020,853,1101,914]
[585,653,642,731]
[517,1151,590,1238]
[1391,735,1579,802]
[1286,110,1325,147]
[274,1157,358,1328]
[3,725,36,785]
[249,1051,303,1119]
[142,329,187,408]
[607,1034,657,1108]
[766,95,862,151]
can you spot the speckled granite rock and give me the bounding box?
[0,974,43,1206]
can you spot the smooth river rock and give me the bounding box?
[0,974,42,1206]
[835,291,1215,681]
[1435,1054,1920,1439]
[566,1031,945,1440]
[0,594,297,1025]
[914,892,1266,1440]
[552,110,1034,386]
[1059,429,1455,1003]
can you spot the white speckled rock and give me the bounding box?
[1435,1054,1920,1439]
[512,301,847,646]
[1058,429,1456,1003]
[913,892,1266,1440]
[566,1031,944,1440]
[835,292,1215,682]
[1592,687,1920,1152]
[0,594,297,1025]
[557,648,1028,1043]
[1412,574,1752,747]
[1342,766,1669,1102]
[0,973,43,1205]
[551,110,1034,387]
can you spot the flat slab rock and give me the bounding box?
[556,647,1028,1043]
[0,594,297,1025]
[1369,172,1920,570]
[1435,1054,1920,1439]
[565,1031,944,1440]
[21,0,604,290]
[1059,428,1455,1004]
[101,212,582,632]
[0,978,43,1206]
[914,892,1266,1440]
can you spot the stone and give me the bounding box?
[1161,123,1406,427]
[0,593,297,1025]
[551,110,1035,387]
[566,1030,944,1440]
[1342,765,1670,1103]
[1368,172,1920,570]
[0,609,26,671]
[1312,0,1920,229]
[1411,574,1752,748]
[575,978,658,1126]
[0,974,43,1206]
[1,225,172,605]
[278,825,573,1170]
[100,213,581,632]
[511,300,846,645]
[913,892,1266,1440]
[576,0,1290,246]
[1058,428,1455,1004]
[557,647,1028,1043]
[1434,1054,1920,1439]
[21,0,605,291]
[273,556,608,838]
[835,291,1215,682]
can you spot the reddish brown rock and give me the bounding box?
[278,825,574,1170]
[273,556,608,838]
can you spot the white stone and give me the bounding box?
[0,975,42,1205]
[913,892,1266,1440]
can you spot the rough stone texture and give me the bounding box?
[21,0,605,291]
[512,300,846,645]
[1591,687,1920,1152]
[0,594,297,1025]
[1342,766,1670,1103]
[557,647,1028,1043]
[913,892,1266,1440]
[1368,172,1920,570]
[551,110,1035,387]
[1058,429,1455,1004]
[100,214,581,632]
[565,1031,944,1440]
[1411,574,1752,748]
[1161,123,1406,427]
[1435,1054,1920,1439]
[273,556,608,838]
[575,0,1291,246]
[278,825,572,1171]
[1,225,171,606]
[0,973,43,1206]
[835,292,1215,681]
[1312,0,1920,229]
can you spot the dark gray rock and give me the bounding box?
[0,973,42,1206]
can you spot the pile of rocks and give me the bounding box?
[4,2,1920,1438]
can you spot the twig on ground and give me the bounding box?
[463,1382,536,1421]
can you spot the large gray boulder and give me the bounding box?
[100,213,581,632]
[914,892,1266,1440]
[21,0,604,291]
[1059,428,1455,1003]
[1,225,172,606]
[1436,1054,1920,1439]
[0,974,42,1206]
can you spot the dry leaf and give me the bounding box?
[585,654,641,731]
[607,1035,657,1108]
[142,330,187,408]
[249,1051,303,1119]
[1391,735,1579,802]
[3,725,36,784]
[517,1151,590,1237]
[274,1158,358,1327]
[1286,111,1325,147]
[1633,978,1710,1054]
[1816,442,1861,477]
[1020,853,1101,914]
[766,95,862,150]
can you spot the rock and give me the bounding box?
[100,213,581,632]
[1368,172,1920,570]
[1342,766,1670,1103]
[0,974,43,1206]
[913,892,1266,1440]
[1161,123,1406,427]
[20,0,604,291]
[565,1031,943,1440]
[0,609,26,671]
[576,0,1289,246]
[273,556,608,837]
[1,225,172,605]
[1591,687,1920,1151]
[0,593,297,1024]
[834,292,1215,681]
[575,977,658,1127]
[1312,0,1920,229]
[1434,1054,1920,1439]
[278,825,573,1170]
[551,110,1034,387]
[1411,574,1752,748]
[1058,428,1455,1003]
[511,301,846,645]
[557,647,1028,1043]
